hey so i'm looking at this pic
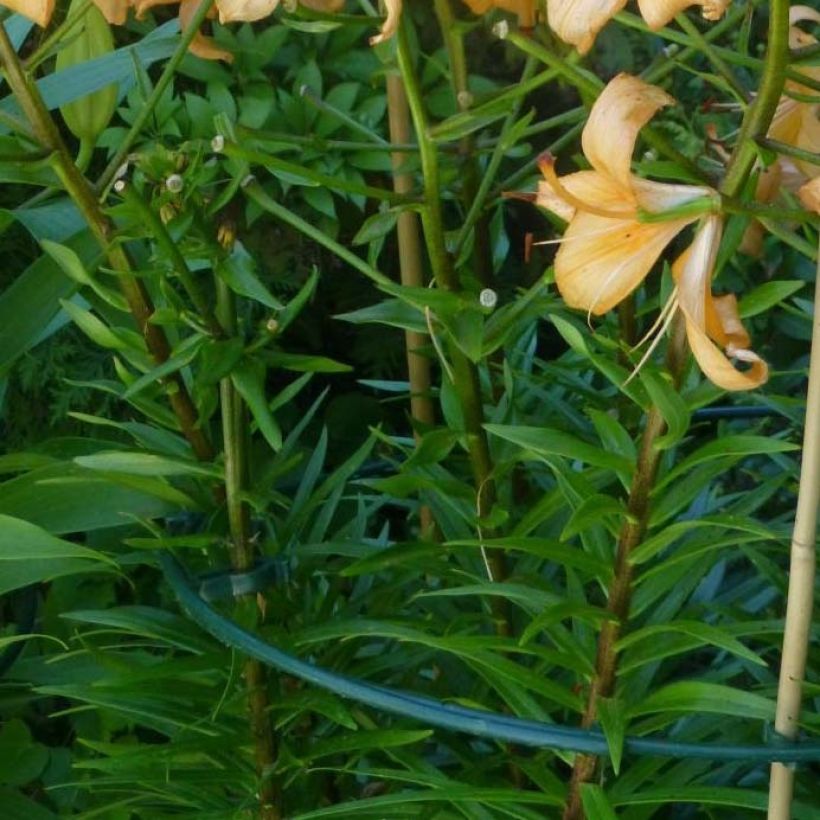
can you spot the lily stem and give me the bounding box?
[564,2,791,815]
[215,275,281,820]
[563,316,689,820]
[395,21,510,611]
[0,20,213,462]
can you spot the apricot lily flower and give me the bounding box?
[0,0,127,26]
[535,73,766,390]
[460,0,536,28]
[546,0,730,55]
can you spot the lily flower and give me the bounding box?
[0,0,127,26]
[535,73,767,390]
[799,176,820,214]
[546,0,730,55]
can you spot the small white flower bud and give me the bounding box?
[113,179,126,193]
[240,174,256,189]
[493,20,509,40]
[479,288,498,309]
[165,174,184,193]
[211,134,225,153]
[114,162,129,181]
[457,90,473,109]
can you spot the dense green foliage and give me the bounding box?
[0,1,818,818]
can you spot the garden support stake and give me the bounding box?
[768,196,820,819]
[385,72,437,536]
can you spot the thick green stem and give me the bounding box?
[395,21,508,596]
[215,277,280,820]
[433,0,493,288]
[720,0,790,200]
[118,181,224,337]
[0,21,213,462]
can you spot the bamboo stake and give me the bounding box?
[385,73,437,535]
[767,215,820,819]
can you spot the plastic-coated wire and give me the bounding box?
[160,552,820,764]
[691,406,777,421]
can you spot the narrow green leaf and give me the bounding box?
[74,451,221,478]
[616,620,767,667]
[640,367,690,450]
[231,359,282,452]
[0,514,115,595]
[215,243,284,309]
[738,280,804,318]
[485,424,634,474]
[597,698,627,775]
[580,784,618,820]
[352,208,400,245]
[654,435,798,492]
[628,681,774,721]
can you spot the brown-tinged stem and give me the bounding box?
[563,317,688,820]
[564,1,790,814]
[118,181,225,338]
[0,21,213,462]
[767,229,820,819]
[215,275,280,820]
[385,73,437,536]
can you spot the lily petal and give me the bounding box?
[180,0,234,61]
[299,0,345,9]
[790,5,820,27]
[674,216,768,391]
[462,0,537,27]
[369,0,401,44]
[637,0,729,30]
[216,0,278,23]
[92,0,128,24]
[555,212,694,316]
[0,0,55,26]
[799,177,820,212]
[546,0,626,55]
[582,74,674,193]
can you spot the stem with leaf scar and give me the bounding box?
[215,272,281,820]
[562,1,790,816]
[395,20,510,628]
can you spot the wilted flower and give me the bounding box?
[0,0,128,26]
[533,73,767,390]
[460,0,536,28]
[547,0,730,55]
[2,0,396,60]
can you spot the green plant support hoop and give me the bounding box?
[160,552,820,764]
